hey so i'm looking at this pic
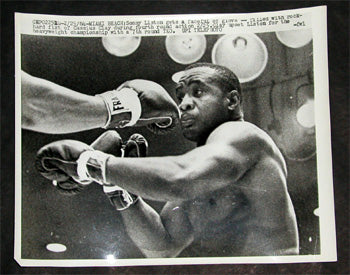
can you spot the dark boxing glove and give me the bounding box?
[103,133,148,210]
[36,133,147,211]
[54,130,123,196]
[123,133,148,158]
[97,79,180,134]
[36,140,93,183]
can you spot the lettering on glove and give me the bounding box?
[97,79,180,134]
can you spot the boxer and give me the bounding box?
[36,63,299,257]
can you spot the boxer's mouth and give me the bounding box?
[180,114,195,128]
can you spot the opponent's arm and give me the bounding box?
[21,71,108,133]
[22,71,179,134]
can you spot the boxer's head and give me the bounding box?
[175,63,243,143]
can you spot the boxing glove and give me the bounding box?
[54,130,123,195]
[36,140,93,183]
[123,133,148,158]
[103,133,148,210]
[97,79,180,134]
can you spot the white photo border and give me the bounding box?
[14,5,336,267]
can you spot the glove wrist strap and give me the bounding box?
[97,88,142,128]
[103,185,139,211]
[76,150,109,185]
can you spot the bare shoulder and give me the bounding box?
[208,121,285,166]
[208,121,287,179]
[208,121,274,149]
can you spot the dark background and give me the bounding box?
[2,1,349,274]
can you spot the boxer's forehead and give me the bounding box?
[178,67,217,84]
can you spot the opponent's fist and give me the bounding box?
[36,140,92,182]
[54,130,123,196]
[97,79,180,134]
[103,133,148,210]
[124,133,148,158]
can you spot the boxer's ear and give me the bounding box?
[226,90,240,111]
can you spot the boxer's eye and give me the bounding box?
[193,89,203,97]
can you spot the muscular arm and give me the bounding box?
[104,122,266,201]
[120,199,194,258]
[21,71,108,133]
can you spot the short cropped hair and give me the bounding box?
[185,62,242,102]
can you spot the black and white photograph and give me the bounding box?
[14,6,336,266]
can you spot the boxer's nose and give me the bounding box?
[179,94,194,112]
